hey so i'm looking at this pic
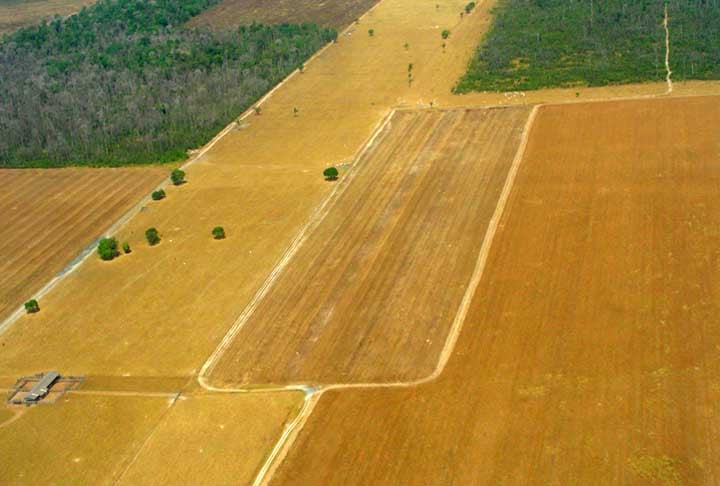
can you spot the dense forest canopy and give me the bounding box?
[455,0,720,93]
[0,0,336,167]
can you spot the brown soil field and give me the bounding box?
[0,0,94,36]
[117,392,302,485]
[0,0,495,379]
[0,394,171,484]
[271,96,720,484]
[209,106,530,387]
[0,167,165,324]
[188,0,379,31]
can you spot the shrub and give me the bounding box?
[97,237,119,261]
[441,29,451,40]
[122,242,131,254]
[254,106,262,115]
[151,189,166,201]
[323,167,339,181]
[170,169,186,186]
[368,29,375,37]
[24,299,40,314]
[293,107,299,117]
[212,226,226,240]
[465,2,476,14]
[145,227,160,246]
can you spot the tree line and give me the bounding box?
[0,0,337,167]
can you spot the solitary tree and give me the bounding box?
[145,227,160,246]
[404,42,410,50]
[465,2,476,14]
[323,167,339,181]
[441,29,451,40]
[254,106,262,115]
[152,189,166,201]
[171,168,186,185]
[293,107,299,117]
[368,29,375,37]
[212,226,226,240]
[24,299,40,314]
[97,237,119,261]
[122,242,131,254]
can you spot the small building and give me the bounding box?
[22,371,60,404]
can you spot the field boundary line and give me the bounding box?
[0,18,351,338]
[197,108,397,392]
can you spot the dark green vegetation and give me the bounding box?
[122,241,131,253]
[0,0,336,167]
[212,226,225,239]
[151,189,166,201]
[455,0,720,92]
[170,168,185,185]
[24,299,40,314]
[323,166,338,181]
[97,237,119,261]
[465,2,476,14]
[145,227,160,245]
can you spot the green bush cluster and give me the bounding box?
[465,2,476,14]
[24,299,40,314]
[212,226,226,239]
[145,227,161,246]
[323,167,339,181]
[170,169,186,186]
[97,237,120,261]
[151,189,166,201]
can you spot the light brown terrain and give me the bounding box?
[117,392,303,485]
[271,96,720,484]
[187,0,380,31]
[0,167,165,323]
[0,0,93,36]
[210,106,529,386]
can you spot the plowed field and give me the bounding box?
[0,167,165,323]
[271,96,720,484]
[209,106,530,386]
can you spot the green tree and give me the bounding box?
[323,167,339,181]
[24,299,40,314]
[171,169,186,186]
[122,242,131,254]
[97,237,119,261]
[368,29,375,37]
[465,2,476,14]
[212,226,226,239]
[151,189,166,200]
[145,227,160,246]
[441,29,451,40]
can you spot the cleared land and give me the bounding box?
[0,167,165,323]
[188,0,379,31]
[0,0,494,379]
[117,392,302,485]
[210,106,530,386]
[0,0,93,36]
[272,96,720,484]
[0,394,171,484]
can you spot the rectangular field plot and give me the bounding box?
[272,96,720,484]
[0,167,165,323]
[210,106,530,386]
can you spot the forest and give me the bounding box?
[0,0,336,167]
[455,0,720,93]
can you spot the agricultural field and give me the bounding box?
[455,0,720,92]
[0,0,491,379]
[0,167,165,323]
[0,0,93,36]
[117,392,303,485]
[0,394,172,484]
[209,106,530,387]
[271,95,720,484]
[188,0,380,31]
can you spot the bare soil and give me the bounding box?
[0,0,94,36]
[272,96,720,484]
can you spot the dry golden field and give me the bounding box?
[117,392,303,485]
[0,394,171,484]
[209,107,529,387]
[0,0,93,36]
[0,167,165,323]
[271,95,720,484]
[0,0,494,379]
[187,0,379,31]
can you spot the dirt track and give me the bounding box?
[271,96,720,484]
[209,107,529,386]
